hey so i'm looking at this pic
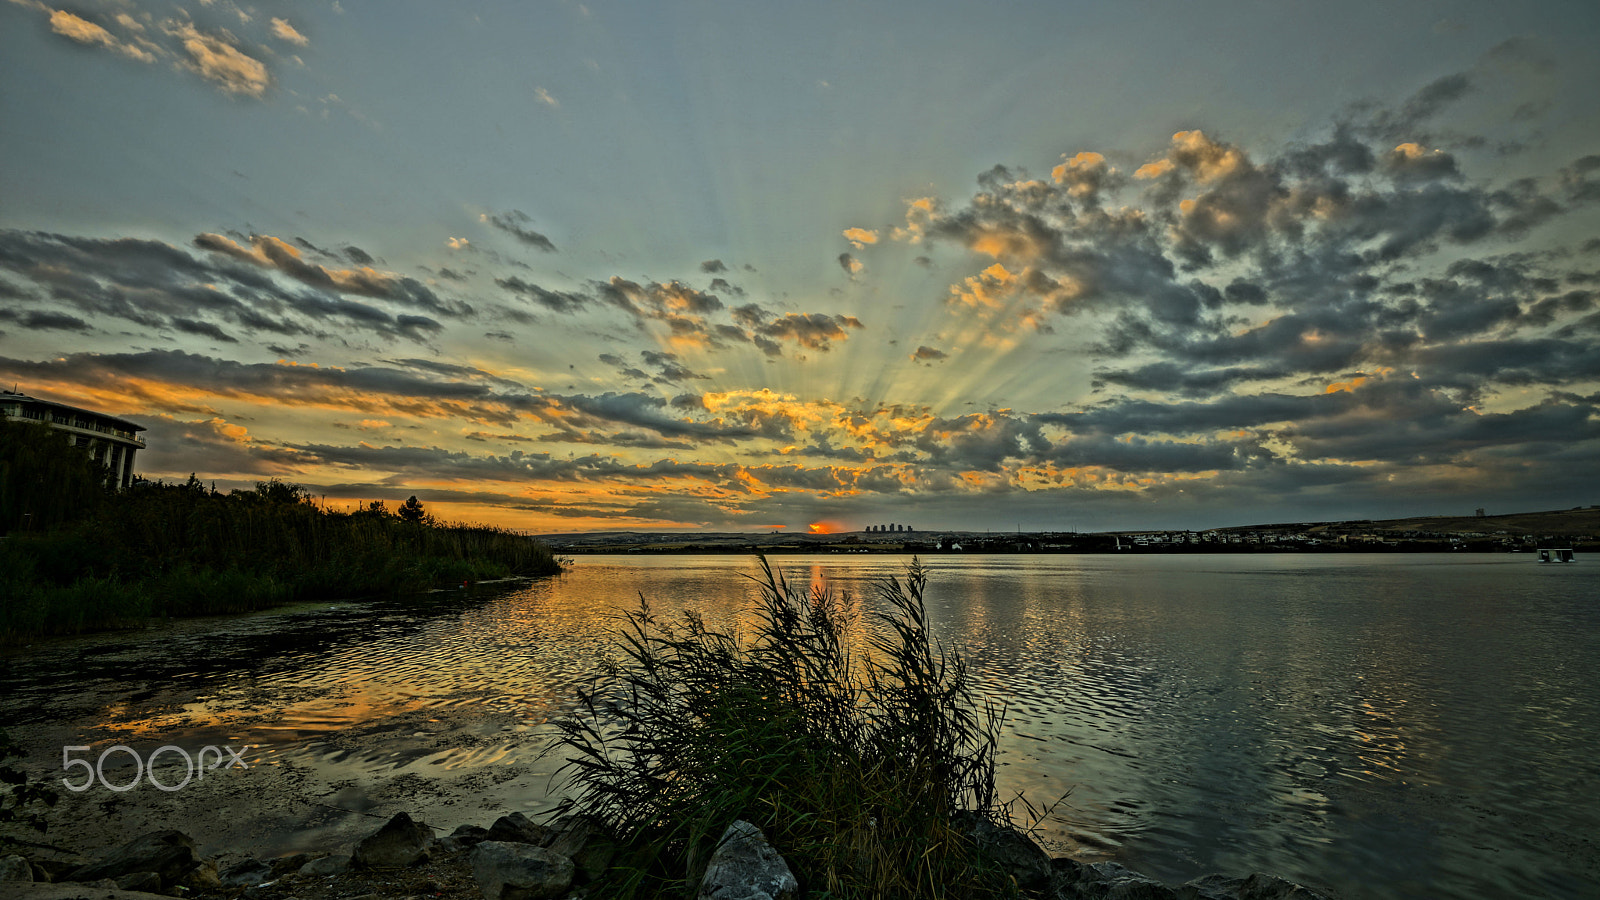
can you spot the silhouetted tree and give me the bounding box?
[397,495,428,524]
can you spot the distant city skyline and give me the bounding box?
[3,0,1598,533]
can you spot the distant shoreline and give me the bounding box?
[540,505,1600,555]
[556,542,1592,555]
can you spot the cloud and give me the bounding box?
[599,350,709,385]
[839,252,863,276]
[165,22,270,97]
[0,308,90,332]
[192,232,470,319]
[0,229,453,345]
[910,345,948,363]
[269,17,308,46]
[700,259,728,273]
[484,210,557,253]
[754,313,864,351]
[496,276,589,314]
[843,227,879,249]
[46,9,155,62]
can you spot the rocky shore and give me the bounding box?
[0,808,1334,900]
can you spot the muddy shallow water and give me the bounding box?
[3,553,1598,900]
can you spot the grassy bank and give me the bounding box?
[549,557,1027,899]
[1,420,560,640]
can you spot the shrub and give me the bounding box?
[548,556,1014,899]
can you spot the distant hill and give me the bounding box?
[1220,506,1600,538]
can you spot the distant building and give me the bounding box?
[1475,508,1486,518]
[1,389,145,488]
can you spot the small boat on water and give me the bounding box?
[1537,547,1576,563]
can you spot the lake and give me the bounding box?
[2,553,1595,899]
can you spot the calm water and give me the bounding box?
[2,553,1596,898]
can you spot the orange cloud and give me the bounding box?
[843,227,880,248]
[269,17,309,46]
[166,22,270,97]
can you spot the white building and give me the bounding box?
[1,389,146,488]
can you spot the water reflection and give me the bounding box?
[2,554,1597,899]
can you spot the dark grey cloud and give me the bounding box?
[708,277,744,296]
[754,313,864,351]
[495,276,589,313]
[170,317,239,343]
[1362,73,1475,143]
[0,308,91,332]
[193,232,472,319]
[0,229,452,345]
[485,210,557,252]
[700,259,727,273]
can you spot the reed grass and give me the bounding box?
[548,557,1018,899]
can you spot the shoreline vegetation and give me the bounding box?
[0,418,562,644]
[545,556,1016,898]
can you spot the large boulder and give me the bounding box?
[962,816,1052,894]
[66,830,200,887]
[543,813,617,884]
[0,855,33,882]
[470,841,574,900]
[487,811,550,845]
[352,811,433,869]
[696,820,797,900]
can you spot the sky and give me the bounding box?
[3,0,1599,534]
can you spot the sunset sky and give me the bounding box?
[3,0,1599,533]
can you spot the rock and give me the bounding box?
[543,813,617,884]
[25,855,86,884]
[962,816,1052,894]
[0,855,34,882]
[113,871,163,892]
[1236,873,1329,899]
[178,859,222,891]
[219,857,276,887]
[1049,861,1332,900]
[298,854,351,877]
[487,811,550,845]
[0,886,178,900]
[471,841,574,900]
[435,823,491,854]
[1050,860,1178,899]
[353,811,434,869]
[1178,873,1246,899]
[695,820,797,900]
[67,830,200,887]
[270,852,318,876]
